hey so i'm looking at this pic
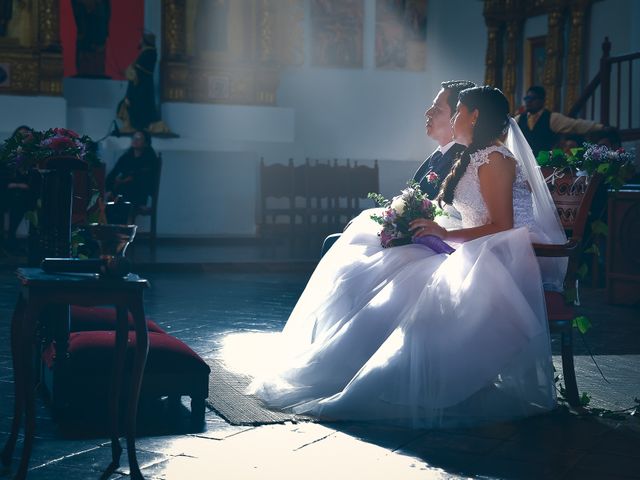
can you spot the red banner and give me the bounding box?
[60,0,145,80]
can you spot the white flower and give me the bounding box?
[390,195,406,215]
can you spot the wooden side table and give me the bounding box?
[1,268,150,479]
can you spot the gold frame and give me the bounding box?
[161,0,303,105]
[525,35,546,89]
[483,0,593,113]
[0,0,63,96]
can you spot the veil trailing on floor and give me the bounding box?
[505,117,568,290]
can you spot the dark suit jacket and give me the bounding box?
[412,143,466,199]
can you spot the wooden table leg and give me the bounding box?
[1,296,26,467]
[107,306,129,472]
[15,301,42,480]
[126,298,149,479]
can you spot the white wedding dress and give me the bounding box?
[222,144,559,428]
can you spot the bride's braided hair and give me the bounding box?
[437,86,510,206]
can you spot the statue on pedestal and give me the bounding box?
[117,32,171,135]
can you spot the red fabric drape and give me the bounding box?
[60,0,145,80]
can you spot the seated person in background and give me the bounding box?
[0,125,35,253]
[105,130,159,211]
[515,85,610,157]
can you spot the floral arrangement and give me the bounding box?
[0,127,99,171]
[368,181,453,254]
[537,143,636,189]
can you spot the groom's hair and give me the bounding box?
[441,80,477,117]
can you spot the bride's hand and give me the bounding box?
[410,219,448,239]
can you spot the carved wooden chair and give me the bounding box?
[131,152,162,253]
[258,158,303,241]
[533,173,603,407]
[348,160,379,218]
[304,159,340,249]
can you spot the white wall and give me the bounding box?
[0,96,66,139]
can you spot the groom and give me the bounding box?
[413,79,476,199]
[320,80,475,257]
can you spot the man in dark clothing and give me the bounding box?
[516,85,607,157]
[412,80,475,199]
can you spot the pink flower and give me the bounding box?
[52,127,80,138]
[380,230,393,247]
[421,198,432,210]
[41,135,76,150]
[427,171,439,183]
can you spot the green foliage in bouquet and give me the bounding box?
[368,181,442,248]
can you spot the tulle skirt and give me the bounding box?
[221,209,556,428]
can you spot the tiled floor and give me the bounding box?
[0,242,639,479]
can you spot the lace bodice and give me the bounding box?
[452,145,535,229]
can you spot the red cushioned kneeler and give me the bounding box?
[70,305,166,333]
[42,309,210,427]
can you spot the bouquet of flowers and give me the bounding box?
[537,143,636,189]
[581,143,636,189]
[368,181,454,254]
[0,127,99,172]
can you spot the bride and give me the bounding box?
[222,86,567,428]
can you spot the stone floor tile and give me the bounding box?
[566,451,640,479]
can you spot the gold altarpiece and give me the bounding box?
[161,0,303,105]
[483,0,593,114]
[0,0,62,95]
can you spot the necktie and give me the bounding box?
[527,114,536,131]
[430,150,443,168]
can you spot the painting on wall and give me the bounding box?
[375,0,427,71]
[185,0,242,61]
[311,0,363,68]
[528,35,546,88]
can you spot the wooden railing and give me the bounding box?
[568,37,640,141]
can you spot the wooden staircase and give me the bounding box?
[568,37,640,141]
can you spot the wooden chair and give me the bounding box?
[258,158,306,243]
[348,160,379,218]
[132,152,162,252]
[305,159,337,246]
[533,173,603,407]
[330,159,356,231]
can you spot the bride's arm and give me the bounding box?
[411,151,516,243]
